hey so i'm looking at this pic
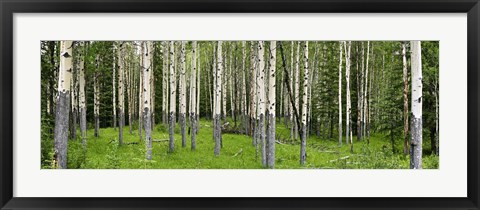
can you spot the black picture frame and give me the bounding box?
[1,0,479,209]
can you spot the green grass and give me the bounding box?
[43,118,439,169]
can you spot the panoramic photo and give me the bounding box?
[41,41,439,169]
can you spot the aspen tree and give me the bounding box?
[402,41,410,154]
[113,44,117,131]
[222,44,228,124]
[363,41,370,141]
[300,41,309,166]
[196,43,201,131]
[150,44,155,129]
[191,41,197,150]
[294,41,300,140]
[169,41,177,153]
[142,41,153,160]
[410,41,423,169]
[344,41,353,146]
[54,40,73,169]
[266,41,276,168]
[138,43,144,141]
[257,41,266,166]
[118,42,125,145]
[179,41,187,148]
[94,54,100,138]
[78,42,87,147]
[162,41,169,124]
[214,41,223,156]
[126,42,133,135]
[229,47,235,120]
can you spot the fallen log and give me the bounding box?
[328,156,350,163]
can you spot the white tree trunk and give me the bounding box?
[267,41,276,168]
[197,44,201,123]
[117,42,125,145]
[168,41,176,153]
[300,41,309,166]
[78,42,87,147]
[402,41,410,154]
[179,41,187,148]
[294,41,300,140]
[94,54,100,138]
[214,41,223,156]
[113,44,117,131]
[344,41,352,146]
[142,41,153,160]
[138,44,144,141]
[363,41,370,141]
[162,41,169,124]
[54,40,73,169]
[222,47,227,124]
[190,41,197,150]
[410,41,423,169]
[256,41,266,167]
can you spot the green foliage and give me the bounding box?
[47,118,438,169]
[41,113,55,169]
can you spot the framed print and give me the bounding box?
[1,0,479,209]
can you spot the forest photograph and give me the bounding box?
[41,40,439,169]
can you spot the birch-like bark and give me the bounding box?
[169,41,176,153]
[344,41,352,146]
[402,42,410,154]
[138,43,143,141]
[179,41,187,148]
[113,44,117,131]
[363,41,370,142]
[410,41,423,169]
[150,44,155,129]
[294,41,300,140]
[256,41,266,166]
[229,47,235,120]
[142,41,153,160]
[126,42,133,135]
[94,55,100,138]
[197,43,201,126]
[212,44,217,120]
[214,41,223,156]
[78,42,87,147]
[190,41,197,150]
[162,41,169,124]
[358,42,364,141]
[223,47,228,124]
[54,40,72,169]
[117,42,125,145]
[242,41,248,134]
[338,41,343,146]
[267,41,276,168]
[300,41,309,166]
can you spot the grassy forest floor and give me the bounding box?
[42,118,439,169]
